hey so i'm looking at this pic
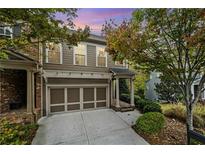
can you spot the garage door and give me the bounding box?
[49,86,108,114]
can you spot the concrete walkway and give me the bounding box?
[32,109,148,145]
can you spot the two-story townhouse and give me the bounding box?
[0,30,135,120]
[42,34,135,115]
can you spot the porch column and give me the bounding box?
[130,77,135,107]
[113,79,116,99]
[116,77,120,108]
[27,70,34,113]
[110,79,113,107]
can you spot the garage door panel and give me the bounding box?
[96,102,106,108]
[96,88,106,101]
[50,89,64,104]
[83,88,94,102]
[67,88,80,103]
[83,103,95,109]
[67,104,80,111]
[49,86,108,114]
[50,105,65,112]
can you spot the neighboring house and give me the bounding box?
[145,71,205,101]
[0,26,135,120]
[145,72,161,101]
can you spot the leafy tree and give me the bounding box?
[0,9,90,59]
[155,75,182,103]
[134,70,148,98]
[103,9,205,131]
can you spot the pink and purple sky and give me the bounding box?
[57,8,135,35]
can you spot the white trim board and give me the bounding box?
[47,84,109,88]
[44,70,112,79]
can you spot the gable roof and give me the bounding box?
[110,67,135,76]
[5,50,36,62]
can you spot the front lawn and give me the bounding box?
[0,118,38,145]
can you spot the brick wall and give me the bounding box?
[0,69,27,113]
[34,73,42,119]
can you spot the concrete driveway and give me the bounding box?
[32,109,148,145]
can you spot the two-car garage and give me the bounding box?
[44,77,110,115]
[43,73,111,115]
[48,86,108,114]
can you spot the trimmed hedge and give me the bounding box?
[143,103,162,113]
[120,93,130,103]
[120,93,162,113]
[120,93,141,103]
[135,99,151,111]
[136,112,165,134]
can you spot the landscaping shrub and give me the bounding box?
[0,118,38,145]
[143,103,162,113]
[162,103,205,128]
[120,93,130,103]
[134,95,141,103]
[193,115,205,128]
[120,93,143,104]
[136,112,165,134]
[135,99,149,110]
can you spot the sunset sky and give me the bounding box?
[57,8,135,35]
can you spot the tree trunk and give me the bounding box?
[186,102,193,131]
[184,84,194,131]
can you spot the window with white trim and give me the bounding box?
[74,43,87,65]
[96,46,107,67]
[46,42,62,64]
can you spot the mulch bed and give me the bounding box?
[26,125,39,144]
[0,115,38,145]
[133,117,187,145]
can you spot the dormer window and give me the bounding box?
[96,46,107,67]
[46,42,63,64]
[73,43,87,66]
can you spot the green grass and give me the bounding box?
[161,103,205,118]
[161,103,205,128]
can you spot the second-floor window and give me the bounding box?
[46,42,62,64]
[74,43,87,66]
[96,46,107,67]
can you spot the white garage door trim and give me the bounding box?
[46,84,109,115]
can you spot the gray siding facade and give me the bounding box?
[43,40,124,72]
